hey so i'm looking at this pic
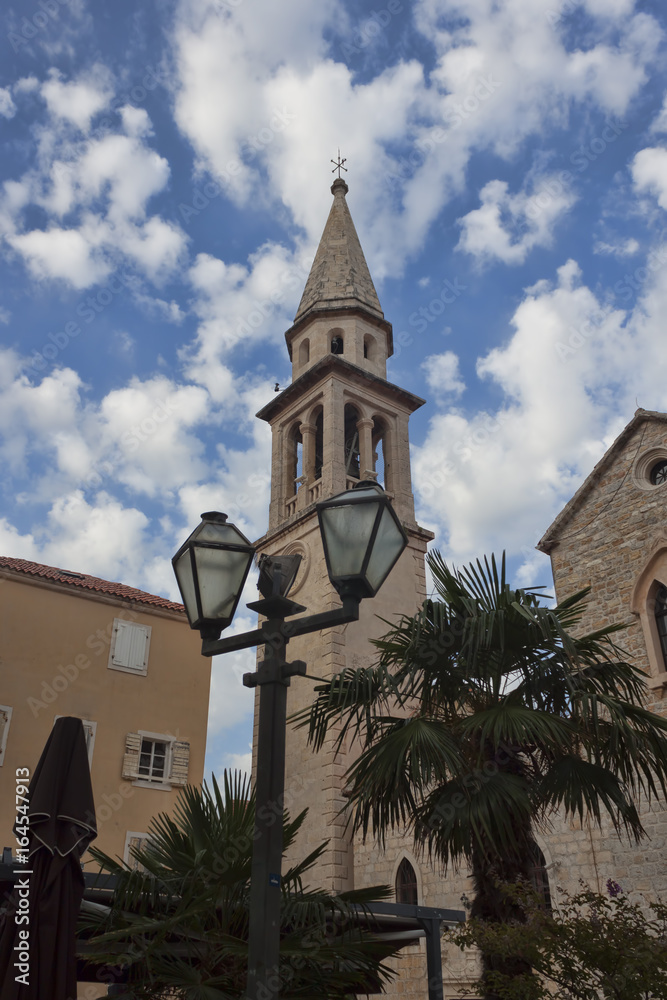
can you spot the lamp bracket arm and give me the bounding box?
[200,596,361,657]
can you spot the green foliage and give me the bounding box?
[296,552,667,869]
[294,550,667,990]
[78,770,399,999]
[447,884,667,1000]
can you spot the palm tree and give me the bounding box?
[297,552,667,995]
[78,770,399,998]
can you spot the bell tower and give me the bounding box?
[254,177,433,890]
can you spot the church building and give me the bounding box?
[252,178,667,997]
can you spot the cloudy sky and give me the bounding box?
[2,0,667,775]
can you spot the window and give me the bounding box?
[655,586,667,669]
[124,831,151,871]
[651,460,667,486]
[139,737,168,781]
[0,706,12,766]
[122,731,190,789]
[331,335,344,354]
[108,619,151,675]
[54,717,96,766]
[395,857,418,906]
[299,338,310,365]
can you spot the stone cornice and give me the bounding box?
[256,354,425,423]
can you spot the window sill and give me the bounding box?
[132,779,173,791]
[648,671,667,693]
[108,663,147,676]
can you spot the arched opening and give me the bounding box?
[314,408,323,482]
[395,857,418,906]
[372,417,387,489]
[330,329,344,355]
[528,843,552,912]
[654,584,667,669]
[344,404,360,479]
[631,550,667,681]
[299,338,310,366]
[287,423,303,496]
[363,334,376,362]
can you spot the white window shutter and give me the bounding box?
[169,741,190,786]
[124,831,151,871]
[122,732,142,779]
[110,620,151,673]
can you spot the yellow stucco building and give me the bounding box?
[0,556,211,868]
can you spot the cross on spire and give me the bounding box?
[331,149,347,178]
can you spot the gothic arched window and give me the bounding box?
[654,585,667,669]
[395,857,418,906]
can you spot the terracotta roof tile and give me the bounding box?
[0,556,185,613]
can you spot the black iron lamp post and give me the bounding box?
[172,481,408,1000]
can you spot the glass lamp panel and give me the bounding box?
[321,501,380,578]
[365,506,406,593]
[174,549,198,624]
[193,544,251,621]
[196,521,249,545]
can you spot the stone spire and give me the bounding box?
[294,178,384,325]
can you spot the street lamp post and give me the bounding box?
[172,482,408,1000]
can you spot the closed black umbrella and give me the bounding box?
[0,717,97,999]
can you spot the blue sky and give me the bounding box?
[2,0,667,776]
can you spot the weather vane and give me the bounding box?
[331,149,347,178]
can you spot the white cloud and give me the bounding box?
[8,227,111,288]
[413,253,667,564]
[1,75,186,289]
[184,243,307,398]
[631,146,667,210]
[422,351,466,399]
[593,238,640,257]
[167,0,661,286]
[0,88,16,119]
[41,65,113,131]
[456,175,577,265]
[133,293,186,324]
[650,94,667,134]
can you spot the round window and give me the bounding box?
[633,449,667,491]
[650,460,667,486]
